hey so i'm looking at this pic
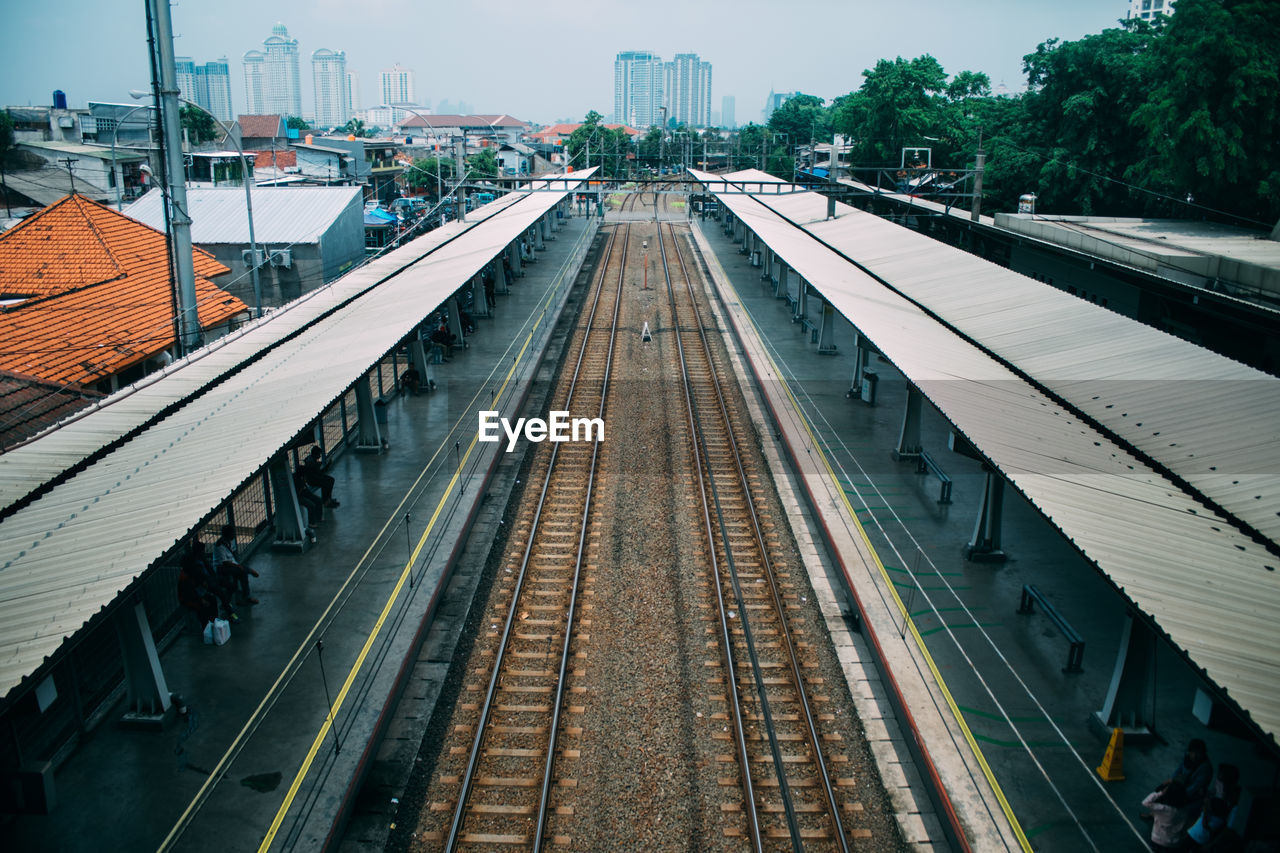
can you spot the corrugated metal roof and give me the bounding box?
[717,171,1280,550]
[698,169,1280,743]
[125,186,363,246]
[0,171,591,702]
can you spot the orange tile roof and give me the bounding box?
[237,114,286,139]
[0,195,247,388]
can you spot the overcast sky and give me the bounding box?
[4,0,1131,124]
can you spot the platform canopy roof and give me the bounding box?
[696,168,1280,745]
[0,170,592,704]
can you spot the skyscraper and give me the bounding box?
[346,71,361,117]
[614,50,665,129]
[243,22,301,118]
[175,57,198,106]
[721,95,735,130]
[198,59,234,123]
[312,48,349,128]
[380,64,417,106]
[176,56,234,123]
[664,53,712,127]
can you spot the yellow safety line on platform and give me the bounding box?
[255,225,591,852]
[716,256,1032,853]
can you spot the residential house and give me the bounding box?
[397,114,531,146]
[11,140,149,207]
[237,114,290,152]
[316,137,401,203]
[0,370,103,451]
[0,195,248,394]
[126,186,365,306]
[290,138,362,185]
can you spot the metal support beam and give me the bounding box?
[535,218,546,251]
[776,263,788,300]
[965,466,1008,562]
[115,601,172,727]
[268,453,310,551]
[353,373,384,452]
[1094,613,1157,737]
[894,387,924,459]
[795,279,808,324]
[510,240,523,277]
[410,333,435,388]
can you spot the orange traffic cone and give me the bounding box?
[1096,727,1125,781]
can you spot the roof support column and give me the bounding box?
[534,218,546,251]
[550,205,560,233]
[115,601,173,727]
[494,252,509,294]
[848,330,870,396]
[761,247,774,282]
[794,278,808,324]
[449,295,467,347]
[776,262,788,301]
[409,333,435,389]
[509,240,524,277]
[1094,613,1156,736]
[965,466,1008,563]
[471,273,489,318]
[353,374,385,453]
[894,387,924,460]
[816,300,838,355]
[268,453,311,551]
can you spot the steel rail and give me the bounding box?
[658,223,764,851]
[667,222,851,851]
[444,225,628,850]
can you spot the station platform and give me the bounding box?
[690,216,1277,852]
[5,210,600,852]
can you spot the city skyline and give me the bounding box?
[4,0,1135,125]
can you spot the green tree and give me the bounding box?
[731,124,790,177]
[833,55,949,164]
[180,104,219,145]
[406,156,455,197]
[286,116,310,131]
[1130,0,1280,223]
[636,126,663,170]
[1019,22,1161,215]
[467,147,499,179]
[767,93,830,146]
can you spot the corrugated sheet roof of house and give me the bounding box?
[125,186,362,245]
[402,114,529,129]
[0,195,243,387]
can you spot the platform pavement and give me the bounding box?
[6,210,600,853]
[691,216,1276,852]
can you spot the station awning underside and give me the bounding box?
[696,169,1280,744]
[0,170,590,703]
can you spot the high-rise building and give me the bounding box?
[177,56,234,123]
[198,59,234,123]
[664,53,712,128]
[614,50,665,129]
[721,95,735,130]
[762,90,796,124]
[1128,0,1175,20]
[312,48,349,128]
[243,22,301,118]
[175,57,198,106]
[346,71,361,117]
[380,64,416,106]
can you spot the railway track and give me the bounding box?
[660,222,854,850]
[421,225,630,849]
[405,210,897,851]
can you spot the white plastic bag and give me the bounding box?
[204,618,231,646]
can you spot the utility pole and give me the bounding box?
[147,0,200,354]
[970,128,985,222]
[60,158,77,193]
[455,138,466,222]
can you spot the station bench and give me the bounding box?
[1017,584,1085,673]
